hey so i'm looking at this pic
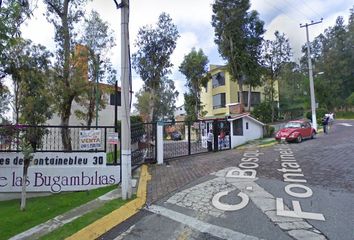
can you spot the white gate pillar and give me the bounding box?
[157,122,164,165]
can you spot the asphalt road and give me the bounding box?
[102,120,354,240]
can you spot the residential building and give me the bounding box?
[199,65,279,147]
[47,45,122,126]
[46,83,121,126]
[200,65,279,117]
[174,104,186,122]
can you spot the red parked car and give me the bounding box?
[275,120,316,143]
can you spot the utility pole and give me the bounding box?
[119,0,132,200]
[300,19,322,131]
[95,55,100,128]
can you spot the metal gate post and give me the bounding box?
[228,121,232,149]
[213,120,219,152]
[188,121,191,155]
[157,121,164,164]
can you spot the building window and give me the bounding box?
[246,122,249,129]
[213,93,226,109]
[237,91,261,106]
[212,72,225,88]
[233,118,243,136]
[110,92,121,106]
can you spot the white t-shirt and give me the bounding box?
[207,132,213,142]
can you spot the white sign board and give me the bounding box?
[107,132,119,145]
[79,130,101,150]
[0,152,120,193]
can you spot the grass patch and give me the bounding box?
[39,196,134,240]
[259,139,277,147]
[106,151,120,164]
[335,111,354,119]
[0,185,116,240]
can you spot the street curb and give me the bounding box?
[66,165,151,240]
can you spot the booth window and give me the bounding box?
[233,118,243,136]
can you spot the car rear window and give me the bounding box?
[285,122,301,128]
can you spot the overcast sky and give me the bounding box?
[20,0,354,108]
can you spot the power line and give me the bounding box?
[263,0,299,25]
[283,0,312,20]
[298,0,322,20]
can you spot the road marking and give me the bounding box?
[167,167,328,240]
[212,191,249,211]
[337,123,352,127]
[146,204,260,240]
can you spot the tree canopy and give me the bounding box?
[301,7,354,111]
[134,77,179,122]
[262,31,292,121]
[179,48,209,121]
[75,10,116,127]
[44,0,89,150]
[132,12,179,121]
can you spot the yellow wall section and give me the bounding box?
[201,65,279,117]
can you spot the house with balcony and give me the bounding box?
[199,65,279,148]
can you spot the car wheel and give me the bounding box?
[311,132,316,139]
[296,135,302,143]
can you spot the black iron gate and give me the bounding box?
[163,119,231,160]
[131,122,156,167]
[0,123,157,169]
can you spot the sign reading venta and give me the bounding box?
[0,152,120,193]
[80,130,102,150]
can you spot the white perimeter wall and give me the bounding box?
[230,117,264,148]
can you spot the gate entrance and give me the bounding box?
[163,120,231,160]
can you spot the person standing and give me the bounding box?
[207,129,213,152]
[219,129,225,149]
[322,114,329,134]
[328,112,334,131]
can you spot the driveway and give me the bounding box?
[101,120,354,240]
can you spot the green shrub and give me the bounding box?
[335,111,354,119]
[252,102,278,123]
[264,125,275,138]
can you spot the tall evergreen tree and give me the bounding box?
[262,31,292,121]
[132,13,179,122]
[212,0,265,110]
[179,48,209,121]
